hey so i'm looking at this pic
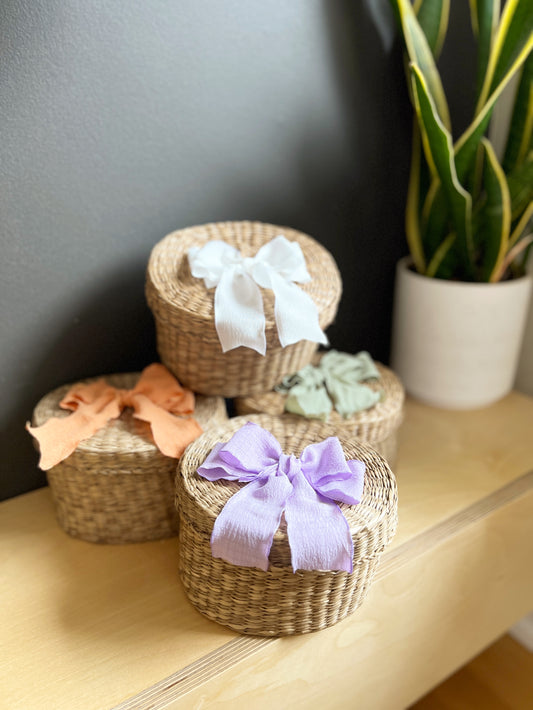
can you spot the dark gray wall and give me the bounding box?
[1,1,473,500]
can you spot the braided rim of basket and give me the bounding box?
[146,221,342,341]
[32,373,227,474]
[176,414,398,571]
[235,361,405,438]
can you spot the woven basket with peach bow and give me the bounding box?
[29,366,227,543]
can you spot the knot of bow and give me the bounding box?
[276,350,382,421]
[27,364,202,470]
[188,235,328,355]
[197,422,365,573]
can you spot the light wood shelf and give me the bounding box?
[1,393,532,710]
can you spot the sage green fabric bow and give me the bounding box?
[276,350,382,421]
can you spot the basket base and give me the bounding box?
[178,513,381,636]
[47,466,179,544]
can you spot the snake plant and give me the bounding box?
[390,0,533,282]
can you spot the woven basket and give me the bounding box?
[146,221,342,397]
[176,414,398,636]
[235,361,405,465]
[32,373,227,544]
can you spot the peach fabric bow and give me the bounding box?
[27,364,203,470]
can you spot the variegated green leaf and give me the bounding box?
[426,231,456,277]
[406,120,427,273]
[494,232,533,280]
[421,181,449,257]
[503,53,533,172]
[455,33,533,181]
[507,150,533,219]
[420,31,533,254]
[476,0,533,113]
[414,0,450,58]
[469,0,500,105]
[478,138,511,281]
[410,63,474,272]
[390,0,451,129]
[509,200,533,248]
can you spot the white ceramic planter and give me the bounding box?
[390,257,533,409]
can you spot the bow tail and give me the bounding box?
[269,272,328,348]
[26,396,121,471]
[131,394,202,458]
[211,475,292,571]
[284,471,353,573]
[214,269,266,354]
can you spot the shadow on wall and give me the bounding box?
[3,1,414,500]
[319,0,411,355]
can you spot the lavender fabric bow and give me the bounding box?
[197,423,365,573]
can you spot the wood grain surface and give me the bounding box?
[411,634,533,709]
[1,392,532,710]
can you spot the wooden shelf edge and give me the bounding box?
[113,469,533,710]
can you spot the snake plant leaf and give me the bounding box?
[503,53,533,172]
[478,138,511,281]
[391,0,451,130]
[421,180,450,259]
[421,34,533,260]
[406,120,427,272]
[455,44,533,183]
[470,141,486,202]
[476,0,533,114]
[410,63,474,271]
[507,150,533,220]
[509,200,533,248]
[469,0,500,106]
[422,189,460,277]
[414,0,450,58]
[426,231,457,277]
[495,232,533,281]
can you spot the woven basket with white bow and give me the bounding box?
[146,221,342,397]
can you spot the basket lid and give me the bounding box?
[236,361,405,439]
[146,221,342,333]
[177,414,398,570]
[32,373,227,467]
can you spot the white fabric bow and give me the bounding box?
[188,235,328,355]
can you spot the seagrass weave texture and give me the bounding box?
[145,221,342,397]
[32,373,227,544]
[176,414,398,636]
[235,361,405,464]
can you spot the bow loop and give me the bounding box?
[200,422,281,482]
[300,438,364,505]
[188,235,327,355]
[59,380,118,411]
[253,236,311,285]
[197,423,365,573]
[27,364,202,470]
[189,241,240,288]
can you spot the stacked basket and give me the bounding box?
[235,356,405,465]
[176,414,398,636]
[29,219,403,637]
[30,369,228,543]
[146,221,342,396]
[145,220,402,635]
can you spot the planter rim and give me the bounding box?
[397,255,532,290]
